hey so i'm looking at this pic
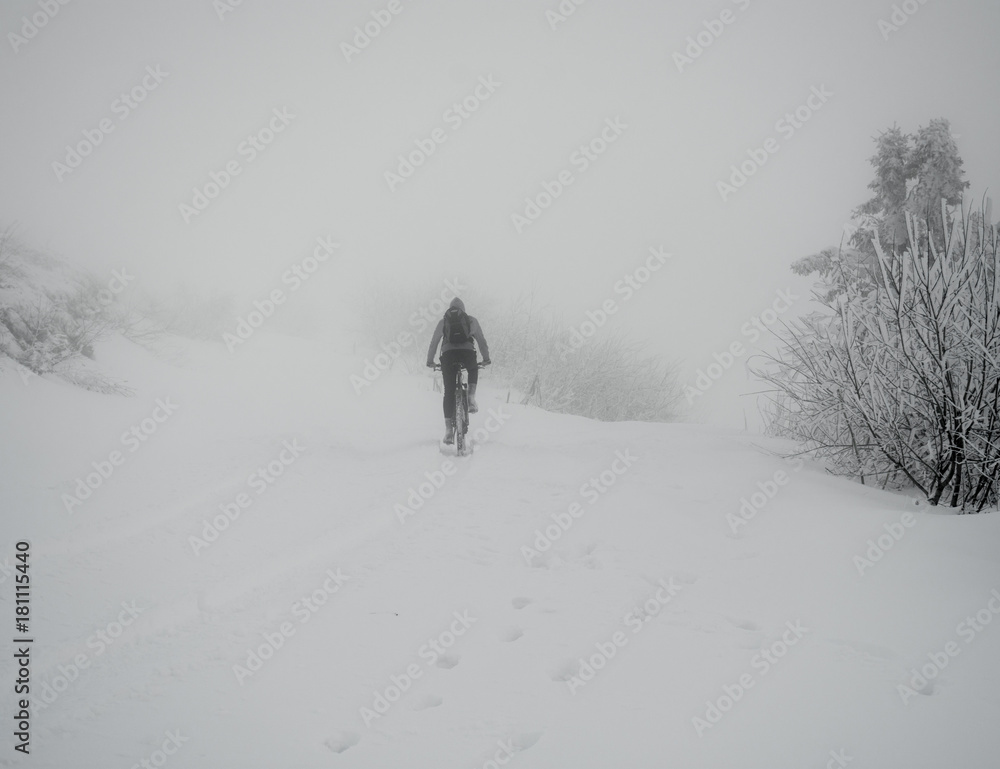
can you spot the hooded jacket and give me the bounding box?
[426,297,490,364]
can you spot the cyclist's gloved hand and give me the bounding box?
[481,358,491,366]
[426,361,435,368]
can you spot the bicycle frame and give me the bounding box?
[454,366,471,455]
[434,361,485,456]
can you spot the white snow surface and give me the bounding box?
[2,333,1000,769]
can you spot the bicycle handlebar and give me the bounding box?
[431,362,489,371]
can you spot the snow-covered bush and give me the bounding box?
[756,205,1000,512]
[118,283,236,344]
[2,291,114,374]
[473,294,680,423]
[0,228,129,393]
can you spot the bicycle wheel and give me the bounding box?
[455,387,468,455]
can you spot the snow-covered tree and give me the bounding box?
[852,125,911,255]
[904,118,969,229]
[757,206,1000,512]
[793,119,971,298]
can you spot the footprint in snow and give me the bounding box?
[641,571,699,588]
[511,597,533,609]
[690,613,760,641]
[531,553,567,569]
[500,626,523,642]
[325,731,360,754]
[436,652,461,669]
[726,617,760,632]
[726,617,764,649]
[412,694,444,710]
[828,638,898,667]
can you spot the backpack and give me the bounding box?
[443,306,473,345]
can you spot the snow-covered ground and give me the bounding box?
[2,333,1000,768]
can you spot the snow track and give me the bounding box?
[2,336,1000,768]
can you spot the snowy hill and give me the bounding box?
[2,332,1000,769]
[0,238,136,396]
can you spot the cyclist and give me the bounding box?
[426,297,491,445]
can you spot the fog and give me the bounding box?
[5,5,1000,765]
[2,0,998,425]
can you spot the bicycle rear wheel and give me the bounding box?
[455,387,468,455]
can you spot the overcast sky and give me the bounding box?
[2,0,998,424]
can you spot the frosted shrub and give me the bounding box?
[757,206,1000,512]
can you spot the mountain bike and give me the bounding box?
[434,362,486,457]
